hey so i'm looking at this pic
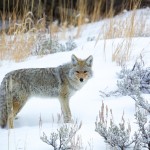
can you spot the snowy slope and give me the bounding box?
[0,8,150,150]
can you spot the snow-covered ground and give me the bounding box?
[0,8,150,150]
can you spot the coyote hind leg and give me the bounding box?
[8,110,14,129]
[8,95,29,129]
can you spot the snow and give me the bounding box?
[0,8,150,149]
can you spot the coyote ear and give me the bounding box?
[86,55,93,67]
[71,54,78,66]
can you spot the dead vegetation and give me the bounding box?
[0,0,148,63]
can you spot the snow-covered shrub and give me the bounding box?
[132,95,150,114]
[99,58,150,150]
[33,34,77,55]
[95,100,150,150]
[135,104,150,150]
[101,58,150,97]
[40,122,82,150]
[95,101,134,150]
[117,65,141,96]
[117,59,150,96]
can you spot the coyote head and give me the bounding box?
[69,54,93,84]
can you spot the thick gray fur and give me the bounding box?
[0,55,93,128]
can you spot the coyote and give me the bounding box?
[0,54,93,128]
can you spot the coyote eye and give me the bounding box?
[76,71,79,73]
[84,71,87,73]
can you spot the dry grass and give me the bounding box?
[110,9,145,65]
[0,11,46,62]
[0,0,147,63]
[109,10,137,65]
[97,0,150,65]
[0,0,45,61]
[112,39,133,66]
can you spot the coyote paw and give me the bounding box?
[64,117,73,123]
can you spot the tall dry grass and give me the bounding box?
[0,0,45,61]
[0,0,146,63]
[98,0,147,65]
[0,12,41,62]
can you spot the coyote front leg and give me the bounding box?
[59,96,72,123]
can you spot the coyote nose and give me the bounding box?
[80,78,83,82]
